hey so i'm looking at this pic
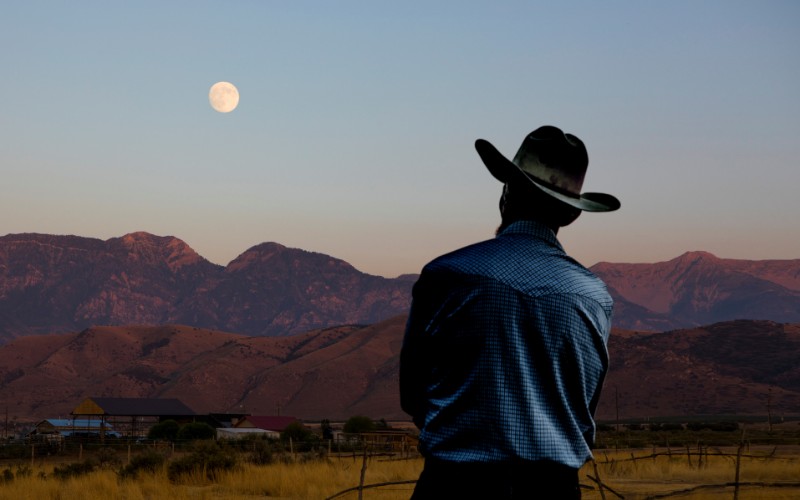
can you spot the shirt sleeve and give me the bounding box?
[400,272,436,428]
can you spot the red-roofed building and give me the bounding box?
[234,415,299,433]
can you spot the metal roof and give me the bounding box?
[72,397,196,417]
[40,419,115,429]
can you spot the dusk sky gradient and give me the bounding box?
[2,1,799,278]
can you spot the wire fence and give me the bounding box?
[587,443,800,499]
[3,433,800,499]
[319,441,800,499]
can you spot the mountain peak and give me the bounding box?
[120,231,158,241]
[117,231,183,249]
[674,250,719,263]
[226,242,289,271]
[110,232,205,270]
[246,241,289,255]
[226,242,356,275]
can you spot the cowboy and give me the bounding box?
[400,125,619,499]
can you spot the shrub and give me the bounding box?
[14,464,31,479]
[320,419,334,440]
[687,421,739,432]
[281,421,314,443]
[248,439,274,465]
[118,451,166,480]
[95,446,121,468]
[177,422,216,442]
[148,419,180,442]
[52,458,98,480]
[0,465,32,484]
[343,415,376,434]
[167,441,236,482]
[0,443,29,460]
[650,422,684,432]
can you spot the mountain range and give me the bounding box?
[2,233,800,343]
[1,318,798,422]
[0,232,412,343]
[592,251,800,331]
[2,233,799,423]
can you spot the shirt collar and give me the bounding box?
[497,220,564,252]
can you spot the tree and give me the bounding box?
[177,422,216,441]
[281,421,313,443]
[320,419,334,440]
[147,419,180,442]
[343,415,376,434]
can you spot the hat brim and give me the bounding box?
[475,138,620,212]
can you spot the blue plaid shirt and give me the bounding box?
[400,220,612,469]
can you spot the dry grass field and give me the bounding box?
[0,455,421,500]
[1,444,799,499]
[585,446,800,499]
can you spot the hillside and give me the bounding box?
[595,321,800,420]
[591,251,800,330]
[1,318,798,422]
[0,318,405,421]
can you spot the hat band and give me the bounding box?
[515,167,581,200]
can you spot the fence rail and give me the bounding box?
[3,436,800,499]
[589,443,800,500]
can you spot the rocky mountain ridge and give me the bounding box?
[2,233,800,342]
[0,233,411,342]
[590,251,800,330]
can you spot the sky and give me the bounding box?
[2,1,799,278]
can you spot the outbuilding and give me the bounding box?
[30,418,122,441]
[71,397,196,440]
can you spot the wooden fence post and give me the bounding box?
[592,460,607,500]
[697,443,702,470]
[358,446,369,500]
[733,442,743,500]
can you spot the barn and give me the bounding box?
[70,397,196,439]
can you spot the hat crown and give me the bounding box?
[474,125,619,212]
[511,126,588,197]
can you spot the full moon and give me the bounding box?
[209,81,239,113]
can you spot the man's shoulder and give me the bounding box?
[422,237,505,275]
[420,237,610,305]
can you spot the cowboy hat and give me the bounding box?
[475,125,620,212]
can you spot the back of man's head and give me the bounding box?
[498,181,581,233]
